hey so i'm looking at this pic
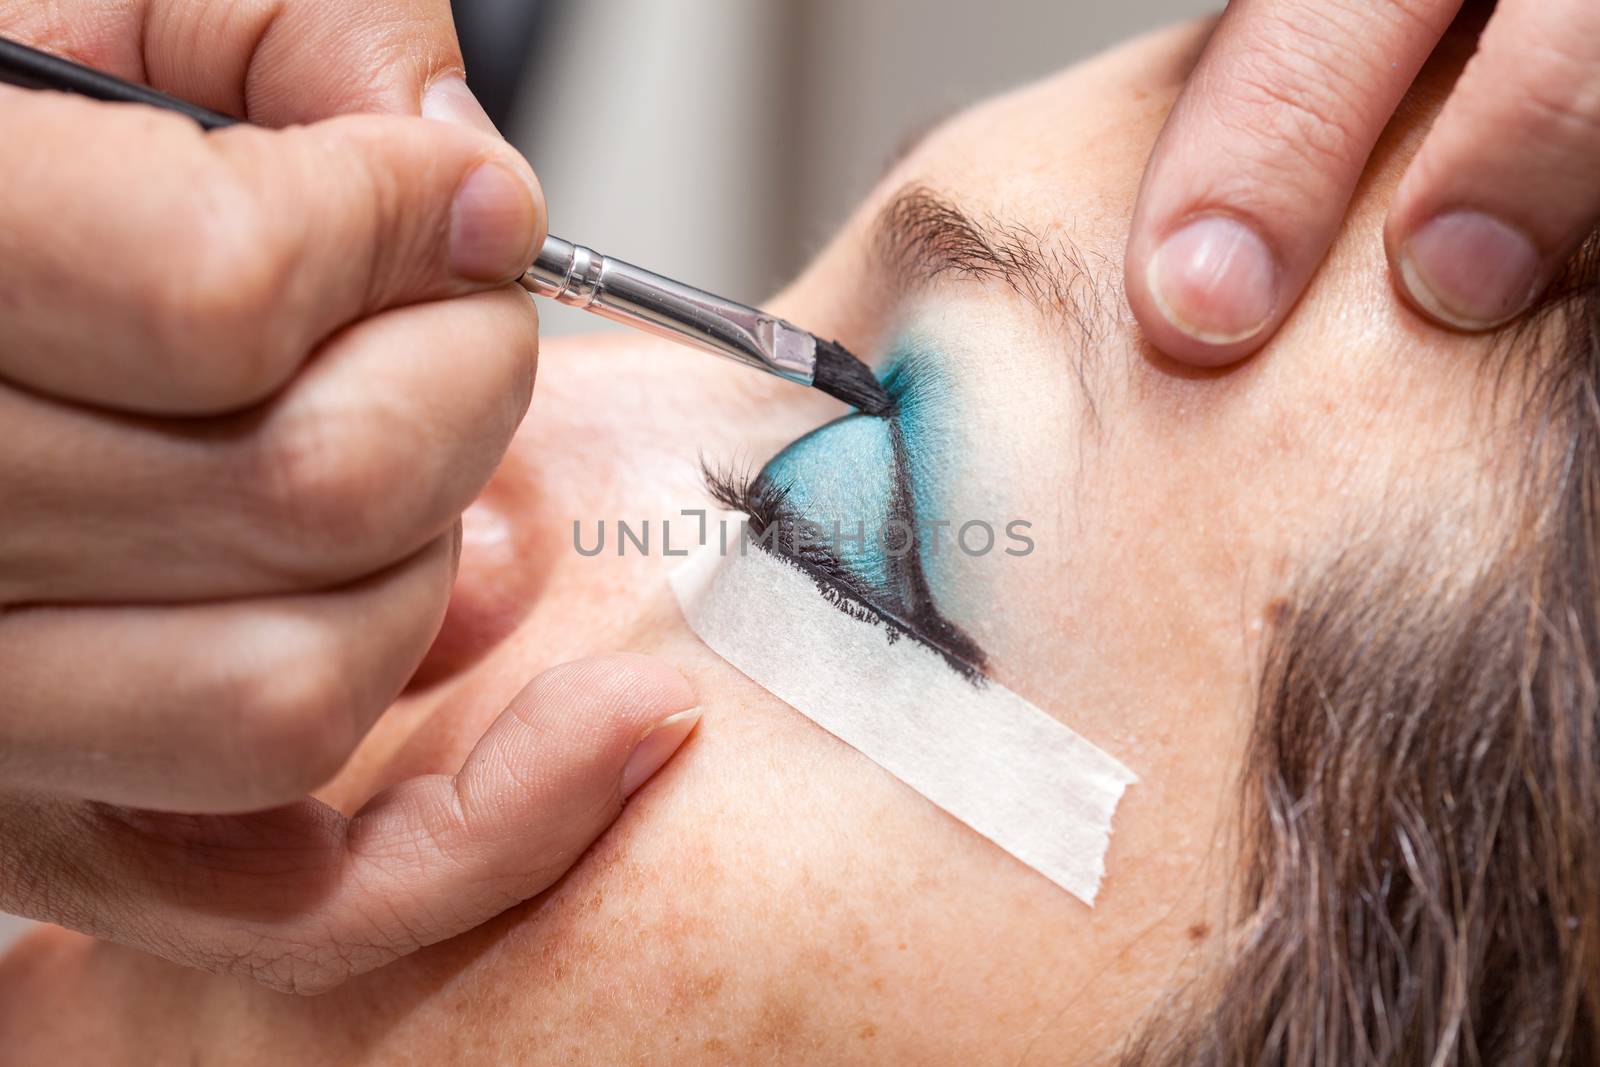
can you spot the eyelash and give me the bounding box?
[701,457,989,683]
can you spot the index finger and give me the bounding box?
[1386,0,1600,330]
[0,0,468,123]
[0,87,542,414]
[1124,0,1459,367]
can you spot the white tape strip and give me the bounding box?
[671,539,1138,906]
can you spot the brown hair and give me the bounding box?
[1121,249,1600,1065]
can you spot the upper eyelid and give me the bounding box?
[738,488,982,682]
[702,459,878,593]
[703,458,899,618]
[699,410,990,680]
[868,186,1115,424]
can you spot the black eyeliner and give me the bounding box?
[877,417,988,675]
[702,409,989,683]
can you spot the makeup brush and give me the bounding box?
[0,34,892,416]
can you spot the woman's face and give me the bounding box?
[6,17,1512,1064]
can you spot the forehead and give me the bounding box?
[882,20,1207,258]
[804,19,1527,690]
[879,19,1515,477]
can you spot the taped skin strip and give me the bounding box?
[671,535,1138,906]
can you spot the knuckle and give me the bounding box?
[1443,19,1600,157]
[196,929,361,996]
[250,406,416,567]
[1200,4,1409,181]
[140,162,304,409]
[1218,52,1369,177]
[276,967,348,997]
[219,634,360,802]
[259,945,357,997]
[1510,69,1600,141]
[259,918,406,996]
[0,798,90,923]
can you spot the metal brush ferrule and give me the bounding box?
[521,236,816,385]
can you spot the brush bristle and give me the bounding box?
[811,338,892,416]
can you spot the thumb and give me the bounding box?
[0,654,697,995]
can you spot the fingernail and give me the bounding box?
[1148,216,1278,345]
[422,76,500,136]
[449,161,540,282]
[1399,211,1540,330]
[622,709,701,798]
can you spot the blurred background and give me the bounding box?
[494,0,1214,334]
[0,0,1212,955]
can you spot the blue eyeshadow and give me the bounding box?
[738,340,987,679]
[757,413,898,587]
[879,348,962,593]
[755,341,955,594]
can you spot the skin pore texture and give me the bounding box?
[0,17,1521,1066]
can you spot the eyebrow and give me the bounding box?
[870,184,1114,341]
[869,184,1115,412]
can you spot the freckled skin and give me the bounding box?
[0,17,1514,1065]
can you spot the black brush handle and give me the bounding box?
[0,34,240,129]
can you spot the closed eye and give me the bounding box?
[702,364,989,683]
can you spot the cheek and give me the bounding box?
[934,472,1069,672]
[411,455,555,689]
